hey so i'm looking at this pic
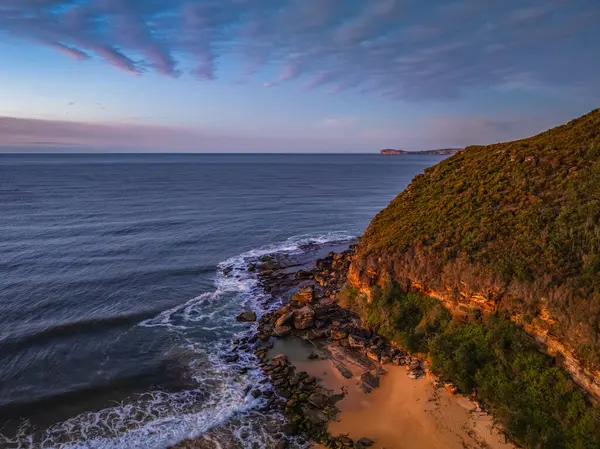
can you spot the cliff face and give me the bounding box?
[350,109,600,400]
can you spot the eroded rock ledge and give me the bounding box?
[347,253,600,403]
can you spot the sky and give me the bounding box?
[0,0,599,153]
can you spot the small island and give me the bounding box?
[381,148,462,155]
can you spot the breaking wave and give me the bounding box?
[1,232,353,449]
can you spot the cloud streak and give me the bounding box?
[1,0,599,100]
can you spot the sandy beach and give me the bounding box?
[270,338,515,449]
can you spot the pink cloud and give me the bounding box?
[0,116,214,151]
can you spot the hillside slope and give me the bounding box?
[349,109,600,396]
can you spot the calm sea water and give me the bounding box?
[0,153,443,448]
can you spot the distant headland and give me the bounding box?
[380,148,462,155]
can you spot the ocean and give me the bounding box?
[0,153,443,448]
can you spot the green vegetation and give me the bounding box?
[358,109,600,367]
[344,285,600,449]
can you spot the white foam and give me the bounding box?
[4,231,354,449]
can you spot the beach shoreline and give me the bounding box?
[251,245,517,449]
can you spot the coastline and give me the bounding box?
[188,243,518,449]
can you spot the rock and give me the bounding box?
[273,325,292,338]
[251,389,262,398]
[293,306,315,330]
[236,311,257,322]
[275,439,288,449]
[295,270,313,280]
[307,352,319,360]
[247,263,257,272]
[360,371,380,389]
[272,354,289,367]
[305,328,329,340]
[331,329,349,340]
[334,363,353,379]
[303,407,327,426]
[445,383,458,395]
[357,437,375,447]
[380,354,392,365]
[225,354,239,363]
[308,393,329,408]
[366,348,380,363]
[348,334,367,349]
[376,367,387,376]
[393,355,407,366]
[408,359,421,371]
[223,266,233,276]
[282,423,298,436]
[293,285,315,305]
[275,311,294,327]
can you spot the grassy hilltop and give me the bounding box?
[346,109,600,448]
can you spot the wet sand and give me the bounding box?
[271,339,515,449]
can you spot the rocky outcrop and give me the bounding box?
[236,310,257,322]
[347,255,600,402]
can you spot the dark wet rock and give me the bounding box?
[334,363,353,379]
[303,407,328,426]
[275,439,288,449]
[282,423,298,436]
[357,437,375,447]
[251,389,262,398]
[225,354,240,363]
[308,352,319,360]
[247,263,257,272]
[222,266,233,276]
[293,306,315,330]
[376,367,388,376]
[295,270,313,280]
[236,311,257,322]
[359,382,373,394]
[308,393,329,408]
[360,371,380,389]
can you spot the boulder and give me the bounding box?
[331,328,349,340]
[275,311,294,327]
[302,407,327,426]
[272,354,289,367]
[273,325,292,338]
[360,371,380,389]
[275,439,288,449]
[295,270,313,280]
[293,285,315,304]
[236,310,257,322]
[357,437,375,447]
[408,359,421,371]
[348,334,367,349]
[445,383,458,395]
[359,383,373,394]
[293,306,315,330]
[308,393,329,408]
[366,348,380,363]
[251,389,262,398]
